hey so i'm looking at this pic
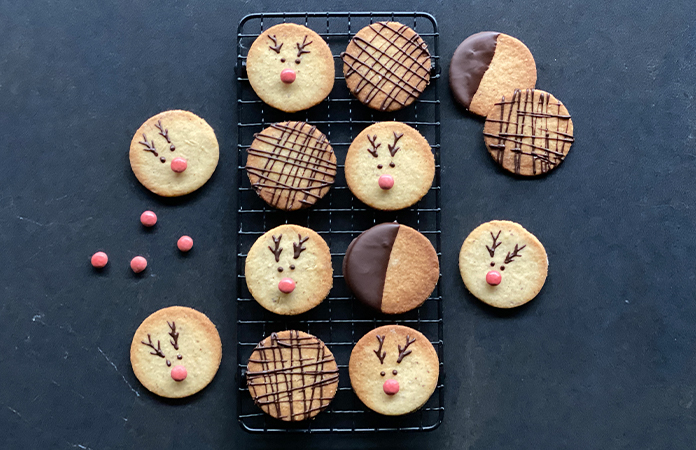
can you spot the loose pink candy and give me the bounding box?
[130,256,147,273]
[378,174,394,190]
[91,251,108,268]
[177,235,193,252]
[171,365,187,382]
[486,270,502,286]
[171,157,187,173]
[280,68,296,84]
[140,210,157,227]
[278,277,296,294]
[383,378,400,395]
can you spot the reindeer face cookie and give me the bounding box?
[345,122,435,211]
[349,325,439,416]
[130,306,222,398]
[246,23,335,113]
[459,220,548,308]
[245,224,333,315]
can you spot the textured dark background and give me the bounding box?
[1,0,695,449]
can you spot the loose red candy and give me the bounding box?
[140,210,157,227]
[91,251,108,268]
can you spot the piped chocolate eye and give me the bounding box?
[377,164,383,169]
[277,267,283,272]
[500,266,505,271]
[392,369,398,375]
[295,58,301,64]
[389,162,395,168]
[280,58,285,63]
[490,262,495,267]
[380,371,385,376]
[290,264,295,270]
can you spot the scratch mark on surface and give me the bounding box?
[98,347,140,397]
[17,216,45,226]
[32,314,46,325]
[69,444,92,450]
[71,389,85,400]
[7,406,28,423]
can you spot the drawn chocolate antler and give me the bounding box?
[141,334,165,358]
[155,120,175,151]
[268,35,283,53]
[168,321,179,350]
[296,35,313,57]
[139,134,158,157]
[268,235,283,262]
[504,244,526,264]
[373,335,386,364]
[486,231,501,258]
[293,234,309,259]
[367,135,381,158]
[397,335,416,363]
[388,132,403,157]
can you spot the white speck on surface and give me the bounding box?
[97,347,140,397]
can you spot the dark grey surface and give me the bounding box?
[1,0,695,448]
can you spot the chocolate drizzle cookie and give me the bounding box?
[246,121,337,210]
[341,22,431,112]
[246,330,339,421]
[483,89,574,176]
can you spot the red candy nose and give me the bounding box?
[378,174,394,190]
[171,365,187,382]
[486,270,502,286]
[280,68,296,84]
[383,378,399,395]
[278,277,296,293]
[171,157,187,173]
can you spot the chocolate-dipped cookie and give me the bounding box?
[341,22,431,112]
[343,223,439,314]
[246,121,337,210]
[450,32,536,117]
[483,89,574,176]
[246,23,335,113]
[247,330,339,421]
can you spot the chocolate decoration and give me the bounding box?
[296,35,312,57]
[139,134,158,158]
[141,334,165,358]
[277,267,283,272]
[166,360,171,367]
[246,122,337,210]
[294,58,301,64]
[367,135,380,157]
[504,244,526,264]
[341,22,431,111]
[177,354,182,360]
[380,371,386,376]
[290,264,295,270]
[268,35,283,53]
[167,321,179,350]
[486,231,501,257]
[396,335,416,363]
[342,222,400,311]
[389,162,395,168]
[449,31,499,109]
[484,89,574,175]
[246,331,339,421]
[160,157,166,163]
[293,234,309,259]
[392,369,398,375]
[377,164,383,169]
[268,235,283,262]
[387,132,403,157]
[373,335,386,364]
[155,120,172,144]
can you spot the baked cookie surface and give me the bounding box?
[484,89,574,176]
[341,22,431,111]
[349,325,439,416]
[246,330,339,421]
[247,23,335,113]
[343,223,439,314]
[459,220,548,308]
[129,110,219,197]
[450,32,536,117]
[246,121,337,211]
[130,306,222,398]
[345,122,434,211]
[245,224,333,315]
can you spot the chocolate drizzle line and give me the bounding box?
[293,234,308,259]
[397,335,416,363]
[246,122,337,210]
[268,234,283,262]
[296,35,312,57]
[139,134,158,157]
[154,120,175,151]
[484,89,575,175]
[449,31,499,109]
[373,335,386,364]
[388,132,403,157]
[341,22,431,111]
[268,34,283,53]
[504,244,526,264]
[246,331,339,421]
[367,134,381,157]
[141,334,165,358]
[167,321,179,350]
[486,231,501,257]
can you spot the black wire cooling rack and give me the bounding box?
[236,11,443,433]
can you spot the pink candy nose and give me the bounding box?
[278,277,296,293]
[378,174,394,190]
[486,270,502,286]
[280,68,296,84]
[383,378,399,395]
[171,157,187,173]
[171,365,187,382]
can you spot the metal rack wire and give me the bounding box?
[236,11,443,433]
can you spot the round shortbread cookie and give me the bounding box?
[349,325,439,416]
[129,110,219,197]
[341,22,431,112]
[247,23,335,113]
[246,330,339,421]
[245,224,333,315]
[343,223,439,314]
[450,32,537,117]
[130,306,222,398]
[483,89,575,176]
[459,220,548,308]
[246,121,337,211]
[345,122,434,211]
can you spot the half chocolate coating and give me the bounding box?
[449,31,499,109]
[342,223,400,311]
